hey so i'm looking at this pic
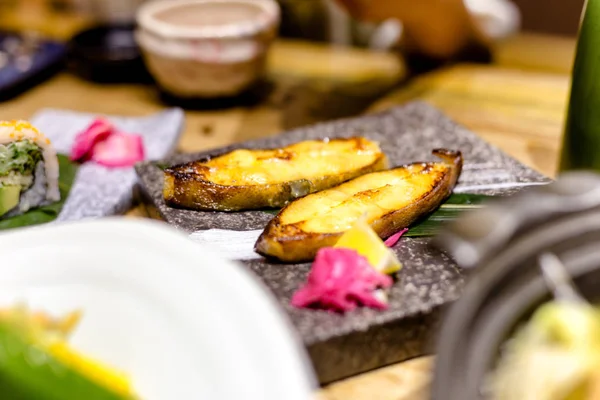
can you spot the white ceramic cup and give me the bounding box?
[136,0,280,98]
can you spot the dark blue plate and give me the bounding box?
[0,31,66,101]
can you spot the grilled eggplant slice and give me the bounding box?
[163,137,388,211]
[255,149,463,263]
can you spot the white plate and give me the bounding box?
[0,219,316,400]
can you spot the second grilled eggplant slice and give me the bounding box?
[163,137,388,212]
[255,149,463,263]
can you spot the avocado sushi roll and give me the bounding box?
[0,120,60,219]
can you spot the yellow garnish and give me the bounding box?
[0,120,51,145]
[0,305,134,398]
[0,306,81,341]
[334,217,402,274]
[49,342,134,398]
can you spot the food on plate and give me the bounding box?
[255,149,463,262]
[0,120,60,219]
[488,301,600,400]
[291,247,393,312]
[0,305,136,399]
[70,118,113,162]
[70,118,145,168]
[292,220,405,312]
[384,228,409,247]
[163,137,389,212]
[334,217,404,274]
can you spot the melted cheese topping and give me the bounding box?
[280,163,450,233]
[199,138,383,186]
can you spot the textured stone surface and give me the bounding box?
[135,102,550,383]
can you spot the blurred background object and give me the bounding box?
[0,0,585,42]
[69,23,152,83]
[135,0,280,99]
[72,0,147,23]
[0,0,588,142]
[0,0,586,132]
[558,0,600,174]
[516,0,585,36]
[432,172,600,400]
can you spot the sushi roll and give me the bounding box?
[0,120,60,219]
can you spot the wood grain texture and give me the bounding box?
[369,63,570,178]
[318,357,432,400]
[493,33,576,74]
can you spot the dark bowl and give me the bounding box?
[431,172,600,400]
[68,24,152,84]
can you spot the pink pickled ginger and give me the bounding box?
[384,228,409,247]
[291,247,393,312]
[70,118,145,168]
[70,118,112,162]
[91,132,144,168]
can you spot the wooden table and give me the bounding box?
[0,16,575,397]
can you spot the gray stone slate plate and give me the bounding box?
[134,102,550,384]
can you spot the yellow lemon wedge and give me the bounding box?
[334,217,403,274]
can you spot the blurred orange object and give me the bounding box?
[333,0,487,59]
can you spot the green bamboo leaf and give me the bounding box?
[0,155,79,230]
[404,209,466,237]
[444,193,492,205]
[405,193,492,237]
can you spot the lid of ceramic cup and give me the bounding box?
[137,0,280,39]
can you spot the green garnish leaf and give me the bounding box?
[0,321,128,400]
[405,193,492,237]
[0,140,43,176]
[404,208,469,237]
[261,209,280,216]
[0,155,78,230]
[442,193,492,205]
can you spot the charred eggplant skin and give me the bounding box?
[255,149,463,263]
[163,138,389,212]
